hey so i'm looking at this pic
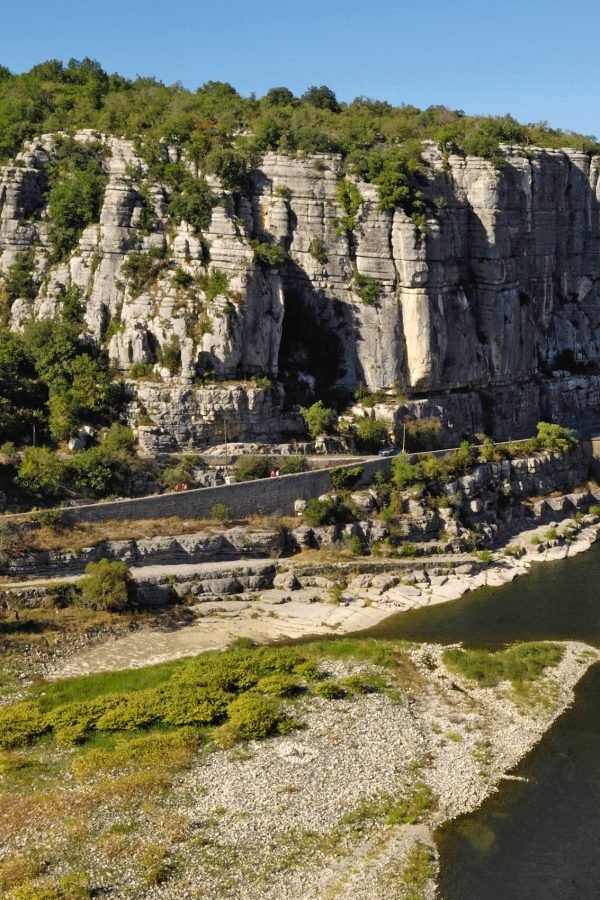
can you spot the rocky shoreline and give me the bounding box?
[45,513,600,680]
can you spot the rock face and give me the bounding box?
[2,135,600,447]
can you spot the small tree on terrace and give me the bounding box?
[79,559,136,612]
[299,401,336,439]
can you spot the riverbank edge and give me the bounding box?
[421,639,600,899]
[44,513,600,681]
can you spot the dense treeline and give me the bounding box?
[0,298,118,446]
[1,58,599,178]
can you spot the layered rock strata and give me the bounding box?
[1,135,600,447]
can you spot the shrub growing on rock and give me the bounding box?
[313,681,346,700]
[308,237,328,264]
[536,421,578,454]
[157,335,182,375]
[391,452,421,491]
[303,497,353,527]
[299,401,336,439]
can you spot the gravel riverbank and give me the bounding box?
[44,641,594,900]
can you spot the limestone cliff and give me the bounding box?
[1,133,599,449]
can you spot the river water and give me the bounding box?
[366,543,600,899]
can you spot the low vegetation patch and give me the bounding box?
[443,642,564,688]
[0,637,408,753]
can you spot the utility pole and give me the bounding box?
[224,416,228,473]
[32,424,36,447]
[402,421,406,453]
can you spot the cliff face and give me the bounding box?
[1,133,599,449]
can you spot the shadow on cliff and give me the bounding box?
[278,259,358,408]
[427,151,600,435]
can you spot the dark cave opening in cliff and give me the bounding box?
[277,287,349,408]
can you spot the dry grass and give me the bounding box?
[11,516,251,555]
[6,510,299,558]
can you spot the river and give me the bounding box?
[365,542,600,899]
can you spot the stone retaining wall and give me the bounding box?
[51,457,393,526]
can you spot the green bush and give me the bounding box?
[536,421,578,454]
[128,362,155,379]
[92,690,163,732]
[78,559,135,612]
[233,455,272,481]
[157,335,182,375]
[390,453,417,490]
[354,417,389,452]
[255,674,301,696]
[278,455,307,475]
[0,702,49,749]
[198,267,229,301]
[47,142,108,260]
[36,507,63,529]
[401,542,418,558]
[205,146,253,194]
[313,681,346,700]
[121,246,168,297]
[353,272,382,305]
[250,240,287,268]
[16,448,65,500]
[0,440,17,463]
[419,454,447,481]
[330,465,363,490]
[303,497,353,527]
[2,249,37,302]
[46,582,77,608]
[168,175,215,232]
[446,440,477,475]
[68,446,129,497]
[172,266,194,289]
[308,237,328,264]
[213,693,282,748]
[334,178,363,237]
[299,400,336,439]
[159,685,231,727]
[338,674,384,694]
[102,424,136,455]
[210,503,231,522]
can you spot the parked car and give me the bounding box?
[378,446,400,457]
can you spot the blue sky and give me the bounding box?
[3,0,600,137]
